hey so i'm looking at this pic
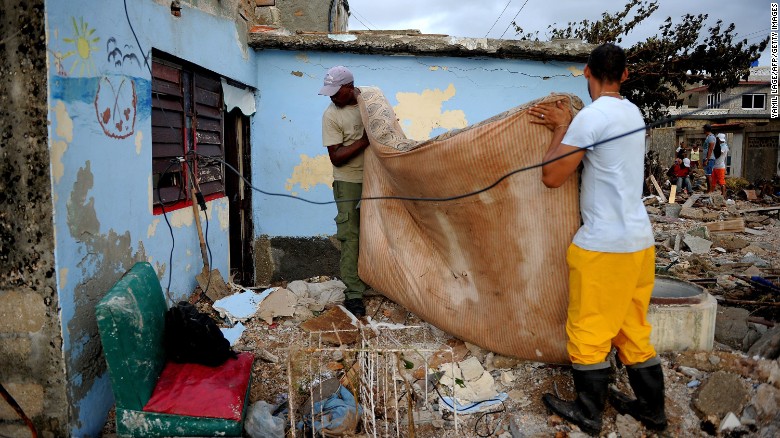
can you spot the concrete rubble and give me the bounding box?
[102,191,780,437]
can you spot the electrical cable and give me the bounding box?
[499,0,531,39]
[195,82,768,207]
[485,0,513,38]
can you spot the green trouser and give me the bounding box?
[333,180,367,300]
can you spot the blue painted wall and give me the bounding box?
[46,1,589,433]
[45,1,257,435]
[252,50,589,237]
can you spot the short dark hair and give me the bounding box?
[587,43,626,83]
[703,124,712,132]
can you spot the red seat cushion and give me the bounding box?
[143,352,253,421]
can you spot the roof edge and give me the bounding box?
[248,29,595,62]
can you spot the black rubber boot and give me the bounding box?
[542,368,611,436]
[609,363,668,431]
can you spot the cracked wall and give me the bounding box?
[251,50,589,280]
[253,50,589,239]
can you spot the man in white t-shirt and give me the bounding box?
[319,66,370,317]
[529,43,666,435]
[712,133,730,197]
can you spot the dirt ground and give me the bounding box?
[102,193,780,438]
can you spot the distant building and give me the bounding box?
[665,67,779,182]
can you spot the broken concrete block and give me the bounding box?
[469,370,498,401]
[492,355,522,369]
[740,253,770,268]
[711,235,750,251]
[750,384,780,423]
[459,356,485,382]
[680,207,704,219]
[694,371,749,419]
[702,212,721,222]
[686,226,711,240]
[710,194,726,207]
[715,306,750,349]
[646,206,661,215]
[683,234,713,254]
[743,265,764,278]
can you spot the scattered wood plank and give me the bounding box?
[668,185,677,204]
[743,189,758,201]
[716,297,780,307]
[681,193,701,209]
[705,218,745,233]
[649,175,667,203]
[739,206,780,213]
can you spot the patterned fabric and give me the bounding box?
[357,88,585,363]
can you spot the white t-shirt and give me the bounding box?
[322,103,365,183]
[561,96,653,253]
[714,143,729,169]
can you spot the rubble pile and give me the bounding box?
[102,192,780,438]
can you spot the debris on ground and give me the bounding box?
[103,185,780,437]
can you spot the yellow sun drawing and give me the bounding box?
[62,17,99,77]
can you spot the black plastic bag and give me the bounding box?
[164,301,237,367]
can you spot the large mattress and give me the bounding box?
[357,87,583,363]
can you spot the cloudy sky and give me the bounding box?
[347,0,772,65]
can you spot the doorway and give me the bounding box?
[224,109,254,285]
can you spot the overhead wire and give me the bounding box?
[485,0,513,38]
[195,82,768,207]
[499,0,531,39]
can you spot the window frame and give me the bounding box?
[741,93,766,110]
[706,92,721,109]
[151,52,225,214]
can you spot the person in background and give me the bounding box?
[711,133,730,197]
[673,157,693,196]
[689,142,700,170]
[675,140,686,160]
[528,43,667,435]
[319,66,370,317]
[702,124,716,193]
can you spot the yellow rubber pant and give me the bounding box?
[566,243,657,366]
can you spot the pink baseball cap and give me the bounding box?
[318,66,354,96]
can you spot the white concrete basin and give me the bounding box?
[648,276,717,352]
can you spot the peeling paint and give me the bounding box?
[51,140,68,184]
[186,249,192,256]
[135,131,143,154]
[51,101,73,184]
[394,83,468,141]
[59,268,69,289]
[285,153,333,195]
[567,66,584,77]
[66,161,146,421]
[291,71,303,77]
[53,101,73,142]
[147,219,159,238]
[429,66,440,71]
[295,53,309,63]
[214,200,229,231]
[167,206,195,228]
[185,263,191,272]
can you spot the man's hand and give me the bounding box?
[529,100,573,131]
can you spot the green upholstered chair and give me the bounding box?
[96,262,253,437]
